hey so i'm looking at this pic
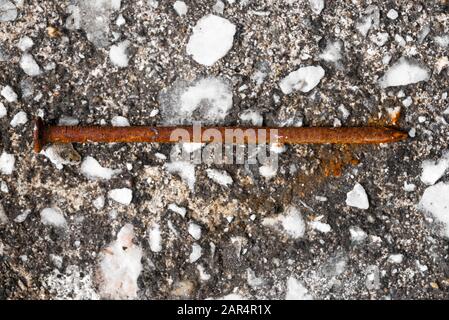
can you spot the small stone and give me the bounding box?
[279,66,325,94]
[189,243,202,263]
[108,188,133,205]
[186,14,236,66]
[173,1,188,16]
[115,14,126,26]
[188,222,202,240]
[40,207,67,229]
[402,96,413,107]
[10,111,28,127]
[0,102,6,118]
[17,36,34,52]
[403,182,416,192]
[388,254,404,264]
[309,0,324,15]
[109,40,130,68]
[148,224,162,252]
[0,0,17,22]
[0,151,15,175]
[386,9,398,20]
[212,0,224,14]
[346,183,369,210]
[168,203,186,218]
[1,85,18,102]
[111,115,130,127]
[20,54,42,76]
[14,210,30,223]
[58,116,79,126]
[81,156,121,180]
[93,196,105,210]
[349,226,367,243]
[379,57,430,88]
[1,180,8,193]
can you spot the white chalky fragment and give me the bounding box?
[108,188,133,205]
[279,66,325,94]
[20,53,42,76]
[346,183,369,209]
[1,85,18,102]
[186,14,236,66]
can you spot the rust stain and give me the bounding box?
[320,145,360,177]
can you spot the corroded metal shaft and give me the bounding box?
[33,117,407,153]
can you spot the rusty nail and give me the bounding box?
[33,117,407,153]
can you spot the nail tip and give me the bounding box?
[33,116,45,153]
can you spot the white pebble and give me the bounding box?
[40,207,67,229]
[0,151,15,175]
[239,109,263,126]
[349,226,367,243]
[346,183,369,210]
[402,96,412,107]
[386,9,398,20]
[0,0,17,22]
[309,220,331,233]
[308,0,324,15]
[279,66,325,94]
[285,277,313,300]
[403,182,416,192]
[111,115,130,127]
[1,180,8,193]
[148,224,162,252]
[97,224,142,299]
[58,116,79,126]
[338,104,350,119]
[419,182,449,237]
[14,210,30,223]
[212,0,224,14]
[379,57,430,88]
[188,222,202,240]
[388,253,404,264]
[0,102,6,118]
[19,53,41,76]
[108,188,133,205]
[189,243,202,263]
[80,156,121,180]
[186,14,236,66]
[115,14,126,26]
[109,40,130,68]
[168,203,186,218]
[173,1,188,16]
[1,85,18,102]
[10,111,27,127]
[93,195,105,210]
[17,36,34,52]
[420,152,449,186]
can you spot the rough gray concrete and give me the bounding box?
[0,0,448,299]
